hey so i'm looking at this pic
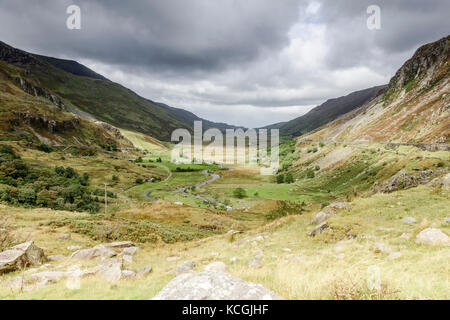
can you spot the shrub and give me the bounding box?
[285,173,294,183]
[17,187,36,204]
[233,188,247,199]
[276,174,284,184]
[265,200,304,221]
[306,169,315,179]
[135,178,143,184]
[37,144,53,153]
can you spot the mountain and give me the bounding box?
[0,41,238,141]
[301,35,449,144]
[264,85,386,137]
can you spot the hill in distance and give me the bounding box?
[0,41,239,141]
[264,85,386,138]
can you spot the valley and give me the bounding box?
[0,36,449,300]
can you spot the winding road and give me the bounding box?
[145,169,233,210]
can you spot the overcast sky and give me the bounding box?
[0,0,448,127]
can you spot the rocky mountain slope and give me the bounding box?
[301,35,449,144]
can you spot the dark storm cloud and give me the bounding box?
[0,0,448,127]
[317,0,450,70]
[0,0,303,73]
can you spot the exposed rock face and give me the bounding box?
[416,228,450,246]
[122,247,138,255]
[377,170,436,193]
[0,241,47,274]
[71,246,116,260]
[152,271,282,300]
[204,262,228,273]
[311,207,335,225]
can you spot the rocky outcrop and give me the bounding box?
[70,245,116,260]
[152,271,282,300]
[0,241,47,274]
[416,228,450,246]
[377,169,438,193]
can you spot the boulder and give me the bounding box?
[121,270,136,279]
[71,246,116,260]
[204,261,228,273]
[0,241,47,274]
[96,257,123,282]
[416,228,450,246]
[311,207,335,224]
[166,256,180,262]
[170,261,196,275]
[152,271,282,300]
[102,241,135,249]
[122,247,138,255]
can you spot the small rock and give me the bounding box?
[166,256,180,262]
[170,261,196,275]
[137,266,152,277]
[123,255,133,263]
[282,248,292,252]
[204,261,228,273]
[444,217,450,225]
[328,202,351,210]
[121,270,136,279]
[122,247,139,255]
[96,258,123,282]
[373,242,393,253]
[388,252,402,259]
[402,217,417,224]
[56,234,71,241]
[416,228,450,246]
[48,254,66,262]
[309,222,329,237]
[174,202,183,205]
[247,256,262,268]
[335,253,345,259]
[230,256,237,263]
[400,233,411,240]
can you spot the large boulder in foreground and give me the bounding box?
[152,271,282,300]
[0,241,47,274]
[416,228,450,246]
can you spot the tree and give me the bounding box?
[135,178,143,184]
[233,188,247,199]
[276,174,284,184]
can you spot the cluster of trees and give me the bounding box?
[276,172,294,184]
[0,145,101,213]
